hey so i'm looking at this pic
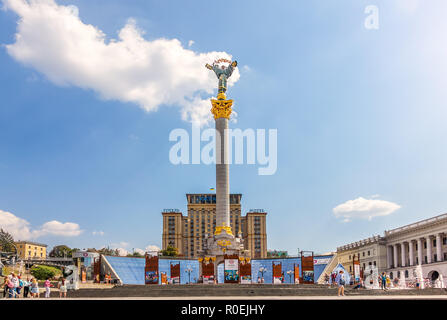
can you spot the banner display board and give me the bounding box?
[294,265,300,284]
[241,275,251,284]
[314,258,331,265]
[202,259,215,283]
[145,255,159,284]
[203,275,214,284]
[272,262,282,284]
[301,252,315,284]
[145,271,159,284]
[354,263,360,282]
[224,259,239,283]
[161,272,167,285]
[170,262,180,284]
[239,260,252,284]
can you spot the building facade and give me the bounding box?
[244,210,268,259]
[337,213,447,283]
[337,236,387,276]
[385,213,447,282]
[15,241,47,260]
[162,209,184,255]
[161,193,267,259]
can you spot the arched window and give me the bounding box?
[405,270,409,278]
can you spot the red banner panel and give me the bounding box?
[145,255,159,285]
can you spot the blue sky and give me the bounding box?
[1,0,447,255]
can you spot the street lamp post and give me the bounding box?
[259,267,267,283]
[185,267,192,284]
[287,270,293,283]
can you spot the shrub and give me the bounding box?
[30,265,61,280]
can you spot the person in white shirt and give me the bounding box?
[10,273,19,298]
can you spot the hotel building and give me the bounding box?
[162,193,267,259]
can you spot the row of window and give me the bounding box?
[187,195,241,204]
[18,245,44,250]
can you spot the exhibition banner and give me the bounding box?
[224,259,239,282]
[354,264,360,282]
[145,271,159,284]
[241,275,251,284]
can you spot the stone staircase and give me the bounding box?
[65,284,447,298]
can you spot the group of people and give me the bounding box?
[2,272,68,298]
[324,269,424,295]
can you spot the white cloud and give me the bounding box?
[134,248,145,255]
[92,230,105,236]
[333,197,401,222]
[34,220,82,237]
[115,248,128,256]
[188,40,194,47]
[0,209,33,240]
[145,245,160,253]
[0,209,82,239]
[3,0,240,126]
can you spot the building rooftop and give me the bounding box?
[248,209,267,213]
[337,235,384,252]
[384,213,447,236]
[15,240,48,247]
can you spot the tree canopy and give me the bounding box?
[0,229,16,253]
[49,245,73,258]
[160,245,178,257]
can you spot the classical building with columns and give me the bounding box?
[336,213,447,283]
[384,213,447,282]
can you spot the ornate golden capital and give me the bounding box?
[211,93,233,120]
[214,224,234,236]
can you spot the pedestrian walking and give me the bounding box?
[23,277,30,298]
[10,273,19,298]
[5,277,15,298]
[44,278,53,298]
[324,273,330,287]
[336,270,346,296]
[58,278,67,298]
[2,276,9,298]
[331,272,336,287]
[16,275,23,297]
[30,278,39,298]
[381,272,387,290]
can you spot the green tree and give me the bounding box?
[127,251,144,258]
[30,265,62,280]
[49,245,72,258]
[0,229,16,253]
[160,245,178,257]
[97,247,117,256]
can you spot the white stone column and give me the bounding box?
[436,233,442,262]
[409,240,414,266]
[393,244,398,268]
[401,242,406,267]
[387,245,393,269]
[426,236,432,264]
[417,238,423,265]
[215,117,230,230]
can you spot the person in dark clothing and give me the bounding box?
[23,277,30,298]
